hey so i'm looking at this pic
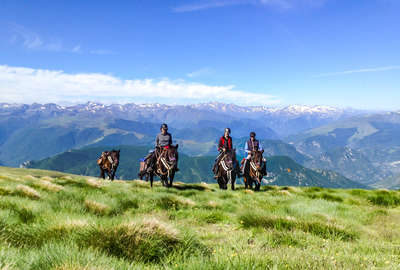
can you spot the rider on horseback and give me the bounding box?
[145,123,179,173]
[212,128,240,178]
[241,131,266,176]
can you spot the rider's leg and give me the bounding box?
[213,154,222,178]
[241,154,251,175]
[212,154,219,173]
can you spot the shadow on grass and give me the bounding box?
[172,184,211,191]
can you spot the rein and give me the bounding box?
[219,154,233,184]
[249,152,263,183]
[156,149,175,178]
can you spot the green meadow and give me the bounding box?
[0,166,399,269]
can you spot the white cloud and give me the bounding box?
[172,0,328,12]
[187,67,213,78]
[315,65,400,77]
[72,45,82,53]
[0,65,280,106]
[10,24,63,52]
[8,24,107,54]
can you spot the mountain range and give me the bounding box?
[287,112,400,184]
[0,102,364,166]
[1,101,399,188]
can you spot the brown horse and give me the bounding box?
[243,150,265,191]
[216,149,237,190]
[146,145,179,188]
[97,150,120,180]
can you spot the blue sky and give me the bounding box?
[0,0,399,109]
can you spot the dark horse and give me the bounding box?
[142,145,179,188]
[216,149,237,190]
[97,150,120,180]
[243,150,265,191]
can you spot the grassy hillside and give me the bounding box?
[0,167,399,269]
[25,146,367,188]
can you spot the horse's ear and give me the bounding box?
[118,150,120,153]
[261,149,264,154]
[176,144,179,149]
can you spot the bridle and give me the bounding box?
[249,151,263,182]
[219,151,234,184]
[157,147,176,178]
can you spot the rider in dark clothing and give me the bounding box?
[156,130,172,147]
[145,123,179,172]
[213,128,240,178]
[241,131,264,175]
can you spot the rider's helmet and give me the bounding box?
[225,127,231,134]
[161,123,168,130]
[250,131,256,138]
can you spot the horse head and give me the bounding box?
[110,149,120,167]
[165,145,178,167]
[251,150,264,170]
[221,149,235,170]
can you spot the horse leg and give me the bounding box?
[231,175,235,190]
[169,170,175,187]
[256,180,261,191]
[150,173,154,188]
[244,176,248,189]
[111,170,116,181]
[217,177,222,189]
[223,175,228,190]
[161,175,168,187]
[100,169,105,179]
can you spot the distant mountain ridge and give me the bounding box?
[0,102,365,136]
[0,102,365,166]
[287,112,400,185]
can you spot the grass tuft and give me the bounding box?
[86,178,103,188]
[307,192,344,202]
[367,190,400,207]
[240,213,358,241]
[81,217,208,263]
[155,194,192,210]
[84,200,110,216]
[35,180,64,192]
[0,187,12,196]
[15,185,40,199]
[41,176,54,182]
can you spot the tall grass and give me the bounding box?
[0,167,399,269]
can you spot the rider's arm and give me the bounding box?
[258,142,263,151]
[155,134,159,147]
[244,141,250,154]
[217,137,223,151]
[169,134,172,146]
